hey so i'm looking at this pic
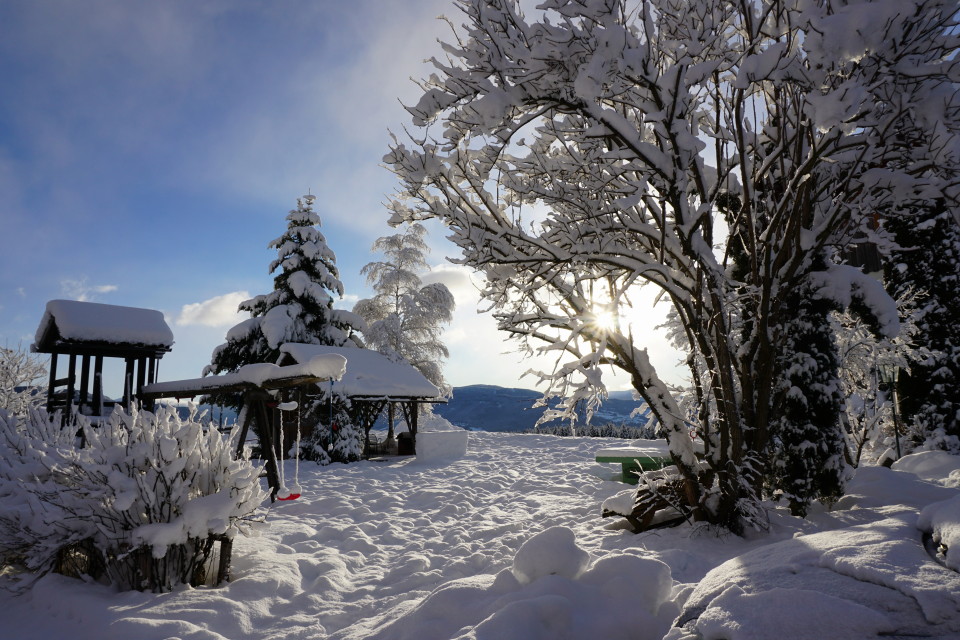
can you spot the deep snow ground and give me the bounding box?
[2,431,959,639]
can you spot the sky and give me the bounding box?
[0,0,683,397]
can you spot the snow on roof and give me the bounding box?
[33,299,174,351]
[279,343,441,399]
[141,355,346,397]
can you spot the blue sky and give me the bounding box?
[0,0,682,396]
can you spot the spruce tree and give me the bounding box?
[205,194,364,378]
[768,262,848,516]
[885,202,960,452]
[353,222,454,393]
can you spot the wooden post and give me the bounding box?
[92,356,104,417]
[123,358,135,408]
[66,353,77,418]
[253,393,280,500]
[410,401,419,452]
[47,352,58,409]
[136,357,147,401]
[78,355,91,416]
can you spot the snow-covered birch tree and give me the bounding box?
[0,344,46,416]
[386,0,959,532]
[353,222,455,393]
[206,194,365,378]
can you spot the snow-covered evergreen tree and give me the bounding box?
[330,421,363,464]
[769,264,847,516]
[885,202,960,452]
[206,194,365,377]
[353,222,454,393]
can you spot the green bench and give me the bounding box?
[595,441,673,484]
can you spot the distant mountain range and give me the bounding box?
[168,384,651,434]
[432,384,651,433]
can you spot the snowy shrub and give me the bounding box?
[0,404,266,592]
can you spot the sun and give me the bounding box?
[589,307,619,333]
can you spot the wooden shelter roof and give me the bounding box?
[139,356,347,400]
[278,343,443,400]
[32,299,174,358]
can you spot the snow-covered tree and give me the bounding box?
[327,396,363,463]
[205,194,365,380]
[386,0,958,532]
[353,222,455,393]
[0,344,46,416]
[768,260,847,516]
[884,201,960,452]
[833,288,931,465]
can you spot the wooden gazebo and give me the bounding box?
[32,299,174,417]
[277,343,445,455]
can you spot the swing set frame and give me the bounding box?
[140,371,329,501]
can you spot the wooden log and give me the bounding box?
[215,535,233,585]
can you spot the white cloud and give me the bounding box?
[422,264,482,305]
[176,291,250,328]
[336,293,360,309]
[60,278,118,302]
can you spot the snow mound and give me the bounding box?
[684,585,893,640]
[835,465,956,511]
[372,531,676,640]
[918,494,960,571]
[418,413,461,432]
[669,516,960,639]
[893,451,960,488]
[511,526,590,584]
[416,430,468,461]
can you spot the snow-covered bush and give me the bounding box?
[0,404,266,592]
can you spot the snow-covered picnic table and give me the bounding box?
[595,440,674,484]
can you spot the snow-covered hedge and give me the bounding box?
[0,405,266,592]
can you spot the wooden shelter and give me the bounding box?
[32,299,174,417]
[277,343,445,456]
[139,356,347,499]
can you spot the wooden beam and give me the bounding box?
[138,374,329,401]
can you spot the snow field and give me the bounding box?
[2,431,959,639]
